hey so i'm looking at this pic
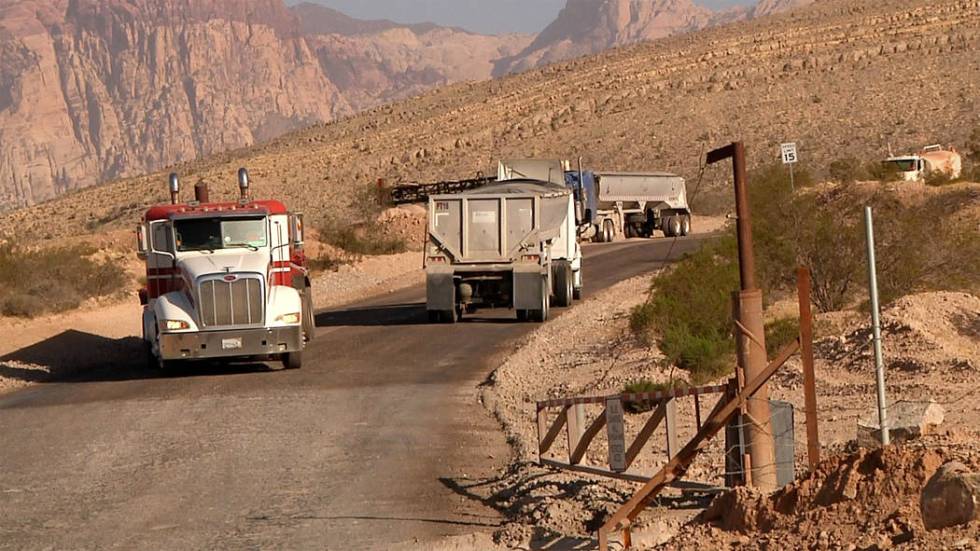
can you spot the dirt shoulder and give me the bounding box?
[0,250,424,395]
[466,263,980,547]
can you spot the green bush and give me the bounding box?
[630,236,740,384]
[0,242,127,317]
[828,157,869,184]
[765,317,800,357]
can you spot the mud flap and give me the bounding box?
[513,265,545,310]
[426,269,455,311]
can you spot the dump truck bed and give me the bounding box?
[428,179,570,264]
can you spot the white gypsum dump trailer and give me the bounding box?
[589,172,691,242]
[424,163,582,323]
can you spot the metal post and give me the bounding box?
[709,142,778,491]
[864,207,890,446]
[789,164,795,192]
[797,267,820,468]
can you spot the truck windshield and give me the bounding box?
[174,217,267,252]
[886,159,917,172]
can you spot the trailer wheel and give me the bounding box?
[554,262,573,307]
[282,350,302,370]
[529,279,550,322]
[602,219,614,243]
[573,270,583,300]
[680,215,691,236]
[664,216,681,237]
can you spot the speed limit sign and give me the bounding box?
[781,143,798,165]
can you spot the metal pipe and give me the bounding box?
[797,266,821,468]
[169,173,180,204]
[732,143,757,291]
[864,207,890,446]
[237,168,250,200]
[194,181,209,203]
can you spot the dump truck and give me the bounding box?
[883,145,962,181]
[424,160,582,323]
[566,171,691,242]
[136,169,314,370]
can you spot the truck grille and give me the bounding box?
[198,276,264,328]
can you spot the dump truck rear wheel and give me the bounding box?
[680,215,691,236]
[602,219,614,242]
[554,262,573,307]
[282,351,302,370]
[530,279,550,322]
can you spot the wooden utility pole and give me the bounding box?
[707,142,778,491]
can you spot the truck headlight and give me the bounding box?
[277,312,301,324]
[162,320,190,331]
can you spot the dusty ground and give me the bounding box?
[460,222,980,548]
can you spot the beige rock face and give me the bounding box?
[0,0,528,211]
[0,0,348,210]
[494,0,816,76]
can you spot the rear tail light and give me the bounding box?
[521,254,541,263]
[427,256,448,264]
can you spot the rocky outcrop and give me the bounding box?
[494,0,818,76]
[0,0,348,209]
[0,0,528,211]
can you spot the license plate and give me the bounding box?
[221,338,243,350]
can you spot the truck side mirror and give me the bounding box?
[136,225,148,260]
[290,213,305,249]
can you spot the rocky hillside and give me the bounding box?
[0,0,527,211]
[493,0,816,76]
[1,0,977,241]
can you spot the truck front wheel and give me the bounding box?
[282,351,303,370]
[301,287,316,343]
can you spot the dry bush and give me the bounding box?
[0,242,127,317]
[828,157,870,184]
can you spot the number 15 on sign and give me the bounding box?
[781,143,798,191]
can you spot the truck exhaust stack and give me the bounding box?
[194,181,209,203]
[169,173,180,204]
[237,168,250,200]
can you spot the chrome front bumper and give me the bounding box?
[159,326,303,361]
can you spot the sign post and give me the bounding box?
[780,143,798,191]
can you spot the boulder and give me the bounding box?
[856,401,944,448]
[920,461,980,530]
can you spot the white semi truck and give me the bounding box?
[424,160,582,323]
[136,169,314,370]
[883,145,962,181]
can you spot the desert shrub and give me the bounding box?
[630,236,740,384]
[828,157,869,183]
[306,252,342,274]
[964,127,980,180]
[689,186,733,216]
[0,242,126,317]
[867,161,901,182]
[765,317,800,357]
[318,218,407,257]
[622,379,689,414]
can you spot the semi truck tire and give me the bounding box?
[602,219,614,243]
[554,261,573,307]
[680,215,691,236]
[573,270,583,300]
[664,216,681,237]
[282,350,302,370]
[301,287,315,343]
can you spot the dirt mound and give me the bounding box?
[376,205,427,250]
[664,446,980,550]
[818,292,980,374]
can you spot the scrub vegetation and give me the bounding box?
[0,242,126,318]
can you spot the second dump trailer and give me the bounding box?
[571,171,692,242]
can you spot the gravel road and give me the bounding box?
[0,236,707,550]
